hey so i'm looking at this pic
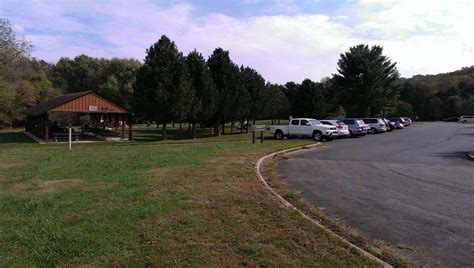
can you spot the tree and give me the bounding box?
[333,44,400,117]
[133,35,192,140]
[263,83,290,121]
[240,66,266,124]
[51,55,140,109]
[101,58,141,110]
[231,78,251,132]
[207,48,240,135]
[185,50,217,138]
[394,101,413,116]
[296,79,326,118]
[0,19,33,81]
[282,79,325,118]
[0,19,59,127]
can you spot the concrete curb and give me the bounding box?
[255,144,393,268]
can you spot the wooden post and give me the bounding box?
[128,116,133,141]
[252,131,255,144]
[260,131,263,143]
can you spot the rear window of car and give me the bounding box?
[321,121,332,125]
[342,119,354,124]
[363,118,377,124]
[291,120,299,125]
[300,119,309,125]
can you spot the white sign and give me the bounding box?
[88,105,98,112]
[253,125,266,131]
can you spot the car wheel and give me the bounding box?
[274,130,284,140]
[312,131,323,141]
[369,128,377,134]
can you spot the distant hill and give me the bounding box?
[401,66,474,91]
[398,66,474,120]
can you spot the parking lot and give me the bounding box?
[277,122,474,267]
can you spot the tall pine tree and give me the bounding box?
[333,44,399,117]
[133,35,192,140]
[240,66,266,124]
[207,48,239,135]
[186,50,217,139]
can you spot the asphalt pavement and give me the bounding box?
[277,122,474,267]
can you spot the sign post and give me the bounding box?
[68,127,72,151]
[252,125,266,144]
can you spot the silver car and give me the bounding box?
[362,118,388,134]
[320,120,350,138]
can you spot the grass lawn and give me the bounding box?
[0,126,382,266]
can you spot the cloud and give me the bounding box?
[348,0,473,76]
[2,0,472,83]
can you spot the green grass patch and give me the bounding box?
[0,127,383,266]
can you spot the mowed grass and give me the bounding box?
[0,127,380,266]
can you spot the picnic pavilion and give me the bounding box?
[25,91,132,142]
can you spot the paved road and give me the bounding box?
[277,122,474,267]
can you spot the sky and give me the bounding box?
[1,0,473,83]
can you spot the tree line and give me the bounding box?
[1,19,473,134]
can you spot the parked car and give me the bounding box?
[270,118,337,141]
[362,118,388,134]
[402,117,412,127]
[459,115,474,122]
[444,116,459,122]
[388,117,405,129]
[320,120,350,138]
[382,118,394,131]
[341,118,368,137]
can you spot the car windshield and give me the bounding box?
[309,119,322,125]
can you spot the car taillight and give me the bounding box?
[336,125,343,129]
[380,123,385,127]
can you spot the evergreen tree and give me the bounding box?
[207,48,239,135]
[240,66,266,124]
[263,83,290,120]
[133,35,192,140]
[185,50,217,138]
[333,44,400,117]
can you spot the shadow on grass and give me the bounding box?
[132,127,250,142]
[0,132,35,144]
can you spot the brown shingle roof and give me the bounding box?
[26,91,93,116]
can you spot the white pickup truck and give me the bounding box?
[270,118,337,141]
